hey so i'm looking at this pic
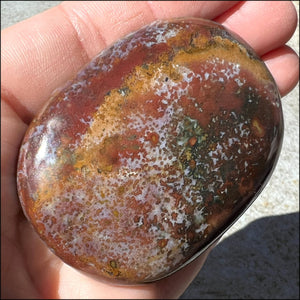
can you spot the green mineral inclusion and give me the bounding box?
[177,116,208,179]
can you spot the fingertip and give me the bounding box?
[215,1,299,56]
[263,45,299,97]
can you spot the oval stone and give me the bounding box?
[17,18,283,284]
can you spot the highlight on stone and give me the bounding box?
[17,18,283,284]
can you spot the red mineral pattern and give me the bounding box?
[17,18,283,284]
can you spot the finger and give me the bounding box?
[215,1,298,56]
[0,1,239,123]
[263,45,299,97]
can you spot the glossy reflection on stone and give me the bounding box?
[17,18,283,284]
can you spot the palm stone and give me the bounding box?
[17,18,283,284]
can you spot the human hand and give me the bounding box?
[1,1,299,299]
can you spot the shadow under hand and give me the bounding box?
[181,212,299,299]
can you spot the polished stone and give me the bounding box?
[17,18,283,284]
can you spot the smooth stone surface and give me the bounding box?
[17,18,283,284]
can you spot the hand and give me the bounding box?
[1,1,299,299]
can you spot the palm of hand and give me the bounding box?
[1,1,299,299]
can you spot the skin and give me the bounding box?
[1,1,299,299]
